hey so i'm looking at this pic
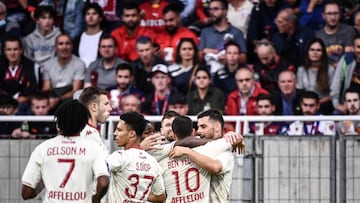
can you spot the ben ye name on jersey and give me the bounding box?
[168,157,192,169]
[48,191,86,201]
[47,146,86,156]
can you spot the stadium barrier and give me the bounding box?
[1,115,360,203]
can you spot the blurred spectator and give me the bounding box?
[0,95,19,137]
[213,41,242,97]
[42,34,86,110]
[315,1,357,67]
[168,38,200,95]
[140,0,168,33]
[142,64,175,115]
[172,0,197,26]
[2,0,33,27]
[227,0,254,38]
[87,0,122,31]
[330,36,360,115]
[111,2,156,62]
[73,2,105,67]
[226,67,268,116]
[11,92,57,138]
[249,94,287,135]
[187,68,225,115]
[247,0,287,63]
[133,36,166,94]
[23,5,60,66]
[253,39,295,95]
[121,94,142,113]
[299,0,326,31]
[168,91,189,115]
[40,0,85,39]
[287,91,335,136]
[338,0,360,24]
[296,38,335,114]
[142,119,156,140]
[155,4,199,64]
[354,11,360,35]
[272,70,303,115]
[272,8,314,66]
[84,34,127,89]
[337,88,360,135]
[0,37,37,114]
[199,0,247,68]
[107,63,144,115]
[0,2,21,56]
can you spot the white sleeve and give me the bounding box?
[194,138,232,156]
[21,146,43,188]
[147,142,175,162]
[93,153,110,178]
[214,152,233,174]
[150,172,165,195]
[106,150,127,172]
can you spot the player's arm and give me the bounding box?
[174,136,210,148]
[147,192,166,202]
[169,146,222,174]
[92,175,109,203]
[21,181,44,200]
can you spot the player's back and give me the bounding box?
[22,135,109,203]
[106,147,165,203]
[80,124,109,156]
[161,152,211,203]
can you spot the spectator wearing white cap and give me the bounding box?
[142,64,177,115]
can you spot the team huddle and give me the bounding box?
[21,87,244,203]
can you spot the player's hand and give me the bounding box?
[140,132,166,150]
[224,131,245,154]
[169,146,190,159]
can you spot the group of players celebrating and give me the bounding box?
[21,86,244,203]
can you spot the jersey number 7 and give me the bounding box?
[58,159,75,188]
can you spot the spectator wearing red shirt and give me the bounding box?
[155,4,199,64]
[226,67,268,116]
[140,0,168,33]
[111,2,156,62]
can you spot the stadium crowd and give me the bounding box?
[1,0,360,138]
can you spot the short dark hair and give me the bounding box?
[162,111,180,122]
[122,2,140,13]
[120,112,147,138]
[54,100,89,137]
[116,63,133,76]
[3,37,23,54]
[322,1,340,13]
[345,87,360,99]
[34,5,55,20]
[197,110,224,129]
[256,94,273,105]
[353,35,360,45]
[172,116,193,139]
[79,87,108,108]
[224,41,241,52]
[99,33,117,47]
[163,4,183,15]
[195,67,211,79]
[300,91,320,103]
[0,94,18,109]
[30,92,49,103]
[210,0,228,9]
[83,2,104,19]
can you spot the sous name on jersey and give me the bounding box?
[47,147,86,156]
[48,191,86,201]
[136,162,151,171]
[168,157,192,169]
[171,191,205,203]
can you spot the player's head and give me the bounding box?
[197,109,224,139]
[54,100,89,137]
[79,87,112,125]
[161,111,180,141]
[172,116,193,140]
[114,112,147,147]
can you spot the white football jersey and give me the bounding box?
[80,123,109,156]
[162,138,232,203]
[106,147,165,203]
[22,135,109,203]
